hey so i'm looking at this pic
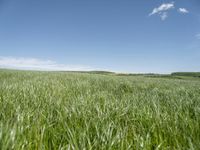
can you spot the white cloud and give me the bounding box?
[0,56,93,71]
[149,2,174,16]
[160,12,168,21]
[149,2,189,20]
[196,34,200,40]
[178,8,189,14]
[149,2,174,21]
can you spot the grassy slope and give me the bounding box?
[0,70,200,149]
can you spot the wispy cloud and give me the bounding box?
[178,8,189,14]
[160,12,168,21]
[196,34,200,40]
[149,2,174,21]
[0,56,93,71]
[149,2,189,21]
[149,2,174,16]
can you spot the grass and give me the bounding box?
[0,69,200,149]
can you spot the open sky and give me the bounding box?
[0,0,200,73]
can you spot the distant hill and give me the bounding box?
[87,71,115,74]
[171,72,200,77]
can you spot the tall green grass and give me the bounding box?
[0,70,200,149]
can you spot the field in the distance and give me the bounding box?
[0,70,200,149]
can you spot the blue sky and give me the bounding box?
[0,0,200,73]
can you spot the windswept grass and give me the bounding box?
[0,70,200,149]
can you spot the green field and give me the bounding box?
[0,70,200,149]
